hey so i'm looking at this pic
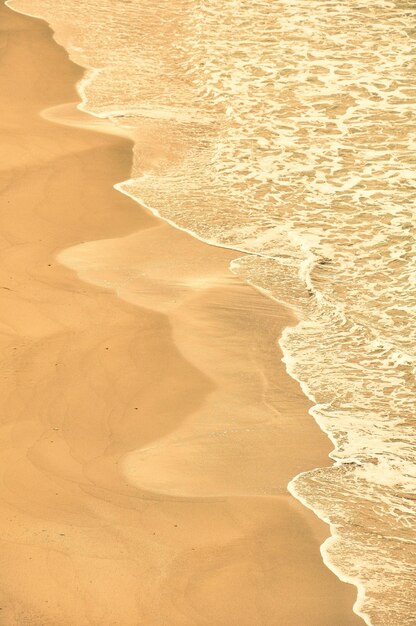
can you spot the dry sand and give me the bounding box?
[0,4,364,625]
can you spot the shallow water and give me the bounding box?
[8,0,416,624]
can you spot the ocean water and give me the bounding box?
[8,0,416,624]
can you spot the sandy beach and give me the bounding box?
[0,4,364,625]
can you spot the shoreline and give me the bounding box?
[1,2,365,624]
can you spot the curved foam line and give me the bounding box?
[288,476,372,626]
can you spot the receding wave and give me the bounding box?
[8,0,416,624]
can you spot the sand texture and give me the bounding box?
[0,4,364,625]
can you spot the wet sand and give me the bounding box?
[0,3,364,625]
